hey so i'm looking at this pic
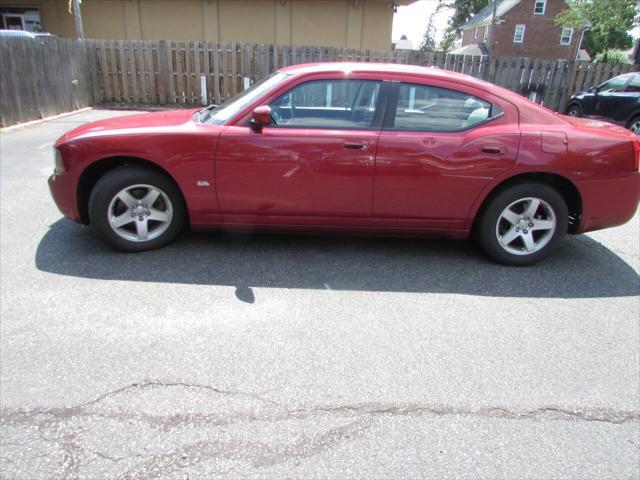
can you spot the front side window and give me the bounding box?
[389,83,500,132]
[534,0,546,15]
[269,79,381,129]
[203,72,291,125]
[625,75,640,93]
[560,27,573,45]
[513,24,525,43]
[599,76,629,93]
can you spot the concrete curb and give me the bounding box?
[1,107,93,133]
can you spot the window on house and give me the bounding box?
[483,26,489,42]
[513,24,525,43]
[474,28,478,39]
[534,0,547,15]
[560,28,573,45]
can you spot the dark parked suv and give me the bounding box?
[565,72,640,137]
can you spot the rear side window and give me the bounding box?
[269,79,382,129]
[389,83,501,132]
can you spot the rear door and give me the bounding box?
[372,81,520,230]
[215,76,386,224]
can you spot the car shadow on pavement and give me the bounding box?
[35,219,640,299]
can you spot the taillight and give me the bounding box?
[634,137,640,171]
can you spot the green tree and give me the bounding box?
[555,0,639,57]
[420,11,438,51]
[438,0,491,52]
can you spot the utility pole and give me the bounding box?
[486,0,498,61]
[72,0,84,39]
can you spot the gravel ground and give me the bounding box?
[1,109,639,479]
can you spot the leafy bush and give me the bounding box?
[594,50,632,64]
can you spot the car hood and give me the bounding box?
[55,109,200,146]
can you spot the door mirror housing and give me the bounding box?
[589,86,598,94]
[250,105,271,129]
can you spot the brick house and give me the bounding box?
[451,0,589,60]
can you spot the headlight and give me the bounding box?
[54,148,65,174]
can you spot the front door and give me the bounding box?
[373,81,520,230]
[216,78,385,224]
[593,75,632,122]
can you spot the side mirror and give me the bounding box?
[589,86,598,94]
[250,105,271,130]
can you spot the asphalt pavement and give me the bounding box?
[1,109,639,479]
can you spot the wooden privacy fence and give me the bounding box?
[90,39,637,112]
[0,38,93,127]
[1,37,638,127]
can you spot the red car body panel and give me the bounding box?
[216,125,379,218]
[48,63,640,239]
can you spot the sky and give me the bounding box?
[391,0,639,51]
[392,0,453,50]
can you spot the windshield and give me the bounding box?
[202,72,291,125]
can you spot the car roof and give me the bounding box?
[277,62,515,97]
[0,29,36,38]
[280,62,476,81]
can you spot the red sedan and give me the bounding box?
[49,63,640,265]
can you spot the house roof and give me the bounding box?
[462,0,521,28]
[449,43,489,56]
[577,49,591,62]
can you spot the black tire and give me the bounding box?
[565,103,582,117]
[476,182,568,266]
[88,166,186,252]
[626,115,640,136]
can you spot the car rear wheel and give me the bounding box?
[89,166,186,252]
[566,103,582,117]
[476,183,568,266]
[627,116,640,138]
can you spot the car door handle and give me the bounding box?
[480,145,504,155]
[343,142,368,150]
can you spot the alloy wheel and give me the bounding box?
[107,184,173,242]
[495,197,556,256]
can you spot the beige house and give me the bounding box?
[0,0,414,49]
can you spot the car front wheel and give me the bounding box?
[88,166,186,252]
[476,183,568,266]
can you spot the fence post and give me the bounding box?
[557,59,576,113]
[86,40,99,105]
[158,40,170,104]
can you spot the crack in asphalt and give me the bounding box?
[1,380,638,479]
[2,380,638,426]
[113,418,372,479]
